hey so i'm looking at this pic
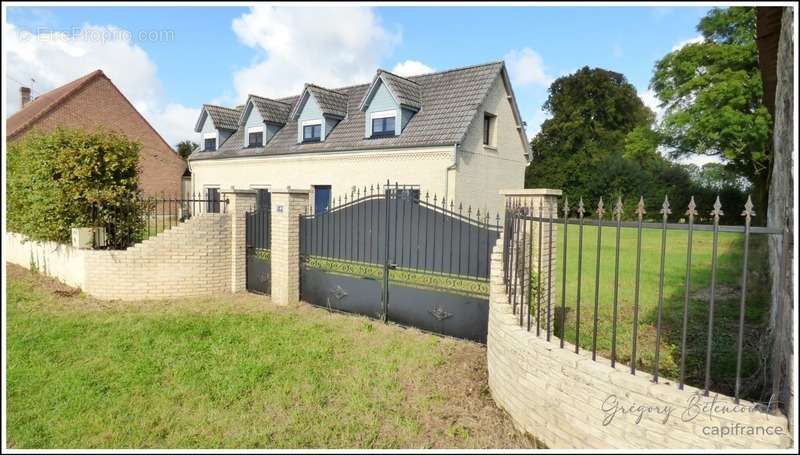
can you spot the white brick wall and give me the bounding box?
[83,214,232,300]
[487,237,792,449]
[7,213,233,301]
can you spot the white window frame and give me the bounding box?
[483,112,497,149]
[202,132,219,151]
[369,109,398,137]
[245,126,266,148]
[301,119,324,142]
[202,184,221,214]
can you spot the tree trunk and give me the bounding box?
[764,6,793,427]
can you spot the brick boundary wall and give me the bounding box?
[83,214,231,300]
[7,213,231,301]
[486,237,793,449]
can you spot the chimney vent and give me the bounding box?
[20,87,31,108]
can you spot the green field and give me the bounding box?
[538,223,771,400]
[5,264,536,449]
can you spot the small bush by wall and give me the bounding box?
[7,127,144,246]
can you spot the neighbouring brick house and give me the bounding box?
[6,70,187,196]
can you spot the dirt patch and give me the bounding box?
[396,340,542,448]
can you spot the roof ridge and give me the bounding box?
[7,69,106,139]
[407,60,504,81]
[305,83,348,97]
[249,94,293,106]
[288,61,505,99]
[203,103,240,112]
[377,69,421,85]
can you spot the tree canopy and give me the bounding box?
[176,140,199,159]
[650,6,770,214]
[526,67,692,218]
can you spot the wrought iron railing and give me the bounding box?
[502,194,785,405]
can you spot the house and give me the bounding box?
[188,61,530,215]
[6,70,188,197]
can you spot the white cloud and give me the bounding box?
[4,23,197,146]
[638,89,664,123]
[612,43,624,58]
[391,60,434,77]
[504,48,551,87]
[524,108,550,138]
[671,35,703,52]
[231,6,400,100]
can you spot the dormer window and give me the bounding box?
[203,133,217,151]
[371,113,396,137]
[370,110,396,138]
[302,122,322,142]
[246,126,264,148]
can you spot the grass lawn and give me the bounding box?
[5,264,537,449]
[545,223,771,400]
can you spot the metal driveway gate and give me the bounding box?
[245,205,271,294]
[299,183,501,343]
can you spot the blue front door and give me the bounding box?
[314,186,331,214]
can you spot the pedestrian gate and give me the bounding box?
[245,194,271,294]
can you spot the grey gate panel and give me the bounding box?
[299,183,500,343]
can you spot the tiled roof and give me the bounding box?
[375,70,422,110]
[249,95,292,125]
[203,104,241,131]
[303,84,349,118]
[191,61,516,161]
[7,70,104,139]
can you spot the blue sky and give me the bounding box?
[5,5,708,145]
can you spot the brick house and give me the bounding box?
[6,70,187,196]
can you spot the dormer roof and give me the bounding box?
[195,104,241,132]
[359,69,422,111]
[240,94,293,126]
[290,83,348,120]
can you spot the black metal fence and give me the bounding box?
[503,194,785,404]
[92,194,229,249]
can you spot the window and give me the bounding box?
[371,116,396,137]
[248,131,263,148]
[483,113,496,146]
[313,185,331,214]
[206,188,220,213]
[303,124,322,142]
[204,137,217,151]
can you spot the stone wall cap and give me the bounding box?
[220,189,257,195]
[499,188,562,197]
[271,187,312,194]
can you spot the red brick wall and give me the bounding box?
[10,76,187,197]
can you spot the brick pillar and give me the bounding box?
[223,189,257,293]
[270,188,310,305]
[499,189,562,335]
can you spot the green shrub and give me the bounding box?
[7,127,144,247]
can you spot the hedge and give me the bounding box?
[7,127,144,246]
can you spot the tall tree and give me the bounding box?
[175,140,199,159]
[526,66,688,215]
[650,6,771,217]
